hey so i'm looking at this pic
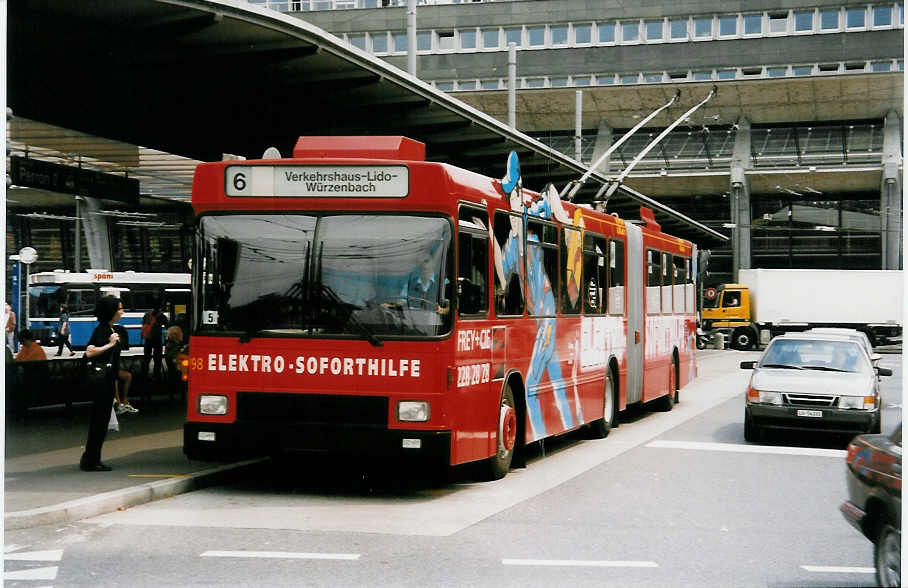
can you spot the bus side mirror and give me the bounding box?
[740,361,756,369]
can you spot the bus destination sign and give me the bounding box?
[225,165,409,198]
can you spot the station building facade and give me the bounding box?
[288,0,904,285]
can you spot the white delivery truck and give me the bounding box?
[700,269,903,349]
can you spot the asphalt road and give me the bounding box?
[5,349,901,587]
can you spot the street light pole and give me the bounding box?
[17,247,38,329]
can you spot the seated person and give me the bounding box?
[387,255,450,315]
[165,326,187,386]
[114,370,136,414]
[832,346,860,372]
[15,329,47,362]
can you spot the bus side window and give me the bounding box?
[646,249,662,315]
[608,239,625,315]
[672,255,687,313]
[527,219,559,317]
[457,208,489,317]
[493,211,525,316]
[685,257,694,312]
[583,234,607,314]
[561,226,582,315]
[661,251,672,314]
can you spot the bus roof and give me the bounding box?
[192,136,693,252]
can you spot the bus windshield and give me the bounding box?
[197,214,454,340]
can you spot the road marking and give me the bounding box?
[4,549,63,561]
[502,559,658,568]
[801,565,875,574]
[646,440,846,458]
[201,551,360,560]
[3,566,59,580]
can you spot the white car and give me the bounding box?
[741,333,892,441]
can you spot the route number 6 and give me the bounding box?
[225,166,252,196]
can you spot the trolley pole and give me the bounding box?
[575,90,583,162]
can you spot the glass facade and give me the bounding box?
[751,196,882,269]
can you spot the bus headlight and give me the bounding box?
[199,395,228,415]
[398,401,430,422]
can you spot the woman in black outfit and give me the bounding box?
[80,296,126,472]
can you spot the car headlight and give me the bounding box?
[839,395,876,410]
[748,389,782,405]
[199,395,228,415]
[397,401,430,422]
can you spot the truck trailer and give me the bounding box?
[700,269,903,350]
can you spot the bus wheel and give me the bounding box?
[485,384,517,480]
[656,359,676,412]
[588,368,617,439]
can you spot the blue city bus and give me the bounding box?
[26,270,190,349]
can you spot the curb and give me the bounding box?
[4,457,267,530]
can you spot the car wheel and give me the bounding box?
[875,523,901,587]
[588,368,617,439]
[744,412,761,442]
[484,384,517,480]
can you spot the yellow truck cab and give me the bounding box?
[700,284,757,350]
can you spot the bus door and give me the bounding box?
[624,223,644,404]
[162,289,192,342]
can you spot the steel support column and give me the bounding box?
[731,116,752,279]
[881,110,902,270]
[589,119,614,174]
[80,197,113,270]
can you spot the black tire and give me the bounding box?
[870,414,882,434]
[744,411,761,442]
[875,523,901,587]
[673,358,680,404]
[589,368,617,439]
[484,384,517,480]
[655,359,676,412]
[732,328,755,350]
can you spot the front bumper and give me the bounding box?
[840,500,868,536]
[184,421,451,463]
[747,404,878,434]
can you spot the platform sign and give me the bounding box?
[225,165,409,198]
[9,156,139,204]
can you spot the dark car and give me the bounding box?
[840,423,901,587]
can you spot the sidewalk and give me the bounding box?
[4,387,261,530]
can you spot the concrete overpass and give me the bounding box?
[7,0,726,247]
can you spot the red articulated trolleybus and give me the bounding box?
[184,136,698,479]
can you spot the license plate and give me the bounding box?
[797,409,823,418]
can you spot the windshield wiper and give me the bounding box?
[801,365,850,372]
[315,282,382,347]
[760,363,804,370]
